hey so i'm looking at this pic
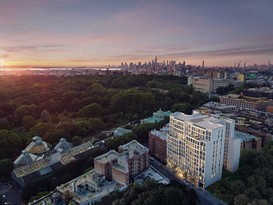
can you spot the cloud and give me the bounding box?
[1,44,66,53]
[0,54,11,59]
[161,45,273,59]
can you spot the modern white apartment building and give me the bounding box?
[167,111,240,188]
[212,114,241,173]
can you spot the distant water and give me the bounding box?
[0,67,122,71]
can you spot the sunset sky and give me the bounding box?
[0,0,273,67]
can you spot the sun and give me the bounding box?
[0,59,4,66]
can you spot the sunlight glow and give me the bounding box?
[0,59,4,66]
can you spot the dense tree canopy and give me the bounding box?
[0,74,212,183]
[208,148,273,205]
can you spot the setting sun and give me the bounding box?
[0,59,4,66]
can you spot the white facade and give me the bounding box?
[167,111,240,188]
[211,115,240,172]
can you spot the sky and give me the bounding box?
[0,0,273,67]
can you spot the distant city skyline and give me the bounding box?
[0,0,273,67]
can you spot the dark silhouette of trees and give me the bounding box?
[208,149,273,205]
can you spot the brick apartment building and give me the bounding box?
[220,95,273,111]
[148,126,168,164]
[94,140,149,185]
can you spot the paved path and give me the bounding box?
[149,158,226,205]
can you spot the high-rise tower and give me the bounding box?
[167,111,240,188]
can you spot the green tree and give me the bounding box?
[171,103,193,114]
[22,115,36,130]
[234,194,250,205]
[81,103,104,118]
[0,158,13,181]
[31,122,55,137]
[40,110,50,122]
[0,129,23,159]
[71,136,83,146]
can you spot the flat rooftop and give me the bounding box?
[172,111,223,130]
[235,131,259,142]
[57,169,126,204]
[119,140,149,156]
[222,94,272,103]
[94,150,128,173]
[95,140,148,173]
[135,166,170,185]
[150,129,167,141]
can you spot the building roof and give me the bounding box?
[13,150,42,166]
[13,151,64,178]
[113,127,132,137]
[13,139,96,179]
[56,169,126,205]
[135,166,170,185]
[203,101,237,110]
[54,138,73,153]
[150,129,168,141]
[95,140,148,173]
[119,140,149,157]
[222,94,273,103]
[235,130,260,142]
[143,109,172,124]
[24,136,50,155]
[171,111,224,130]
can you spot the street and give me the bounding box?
[149,158,227,205]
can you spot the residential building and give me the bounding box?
[94,140,149,185]
[167,111,240,188]
[235,131,262,151]
[211,114,241,173]
[220,94,273,111]
[148,125,168,164]
[235,124,272,147]
[243,87,273,99]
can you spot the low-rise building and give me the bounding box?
[12,137,95,188]
[235,131,262,151]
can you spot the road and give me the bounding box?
[149,158,227,205]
